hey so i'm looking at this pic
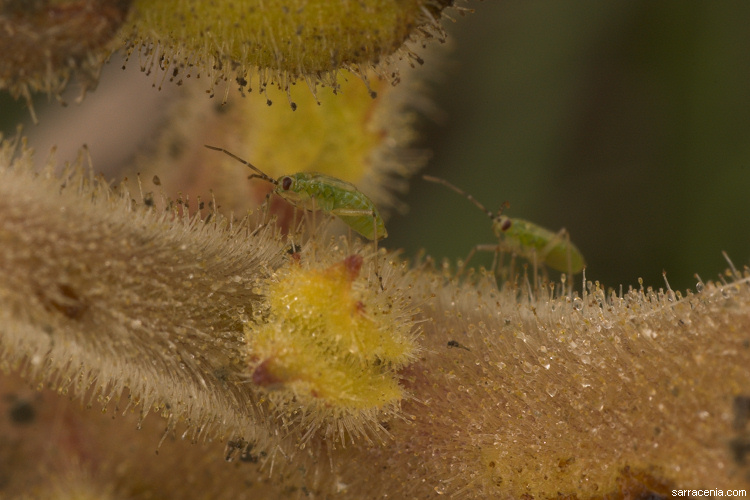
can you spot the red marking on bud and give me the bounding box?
[354,300,366,315]
[251,359,283,388]
[343,254,363,281]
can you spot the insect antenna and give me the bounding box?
[204,145,278,185]
[422,175,495,219]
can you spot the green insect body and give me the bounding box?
[423,175,585,275]
[276,173,387,240]
[494,217,585,274]
[205,146,386,241]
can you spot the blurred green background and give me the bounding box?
[3,1,750,293]
[388,0,750,293]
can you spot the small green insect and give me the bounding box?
[205,145,387,241]
[423,175,585,275]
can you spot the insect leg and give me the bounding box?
[330,207,383,290]
[367,211,385,289]
[457,243,502,277]
[457,246,478,277]
[309,197,318,262]
[260,190,274,226]
[329,208,375,217]
[373,208,383,291]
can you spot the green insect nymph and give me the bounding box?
[423,175,585,275]
[205,145,387,241]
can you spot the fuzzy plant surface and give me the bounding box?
[2,135,750,498]
[1,1,750,499]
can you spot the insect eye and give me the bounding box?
[281,177,293,190]
[500,218,512,232]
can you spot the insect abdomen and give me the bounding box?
[296,174,386,240]
[505,219,584,273]
[333,190,387,240]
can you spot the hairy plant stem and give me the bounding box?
[1,142,749,498]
